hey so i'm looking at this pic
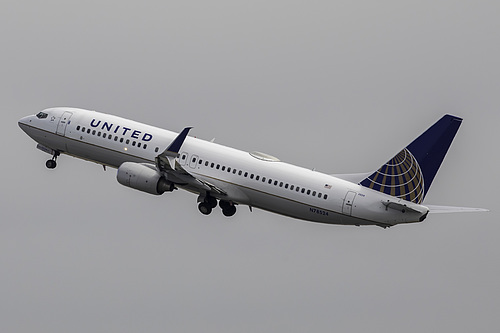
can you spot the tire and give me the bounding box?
[207,196,217,208]
[46,160,57,169]
[222,205,236,217]
[198,202,212,215]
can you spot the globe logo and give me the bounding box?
[362,148,425,204]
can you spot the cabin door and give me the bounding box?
[56,111,73,136]
[342,191,357,215]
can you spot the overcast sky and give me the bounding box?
[1,1,499,332]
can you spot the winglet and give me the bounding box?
[163,127,193,157]
[156,127,193,171]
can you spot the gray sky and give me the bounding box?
[1,1,499,332]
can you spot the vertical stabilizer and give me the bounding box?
[359,115,462,203]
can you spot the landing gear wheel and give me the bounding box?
[46,159,57,169]
[206,196,217,208]
[220,200,236,217]
[222,205,237,217]
[45,151,59,169]
[198,202,213,215]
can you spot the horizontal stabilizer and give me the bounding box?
[426,205,489,214]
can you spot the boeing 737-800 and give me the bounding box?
[18,107,486,227]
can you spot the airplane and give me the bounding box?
[18,107,487,228]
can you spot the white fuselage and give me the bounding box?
[19,107,429,227]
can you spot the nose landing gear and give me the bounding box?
[45,151,60,169]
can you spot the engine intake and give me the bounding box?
[117,162,174,195]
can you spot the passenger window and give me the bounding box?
[290,185,294,190]
[285,184,289,189]
[98,132,101,137]
[216,164,220,170]
[137,142,141,147]
[87,129,91,134]
[108,134,112,139]
[262,177,266,182]
[238,170,242,176]
[76,126,80,131]
[318,192,322,198]
[115,137,119,141]
[312,191,316,196]
[268,179,272,184]
[274,181,278,186]
[307,190,311,195]
[143,144,147,149]
[155,147,159,153]
[250,174,254,179]
[227,167,231,172]
[199,160,203,164]
[82,127,86,132]
[222,166,226,171]
[132,141,136,146]
[126,139,130,144]
[205,161,209,166]
[296,187,300,192]
[120,138,124,143]
[301,188,305,193]
[256,175,260,181]
[244,172,248,177]
[211,163,214,168]
[279,182,283,187]
[324,194,328,199]
[232,169,237,174]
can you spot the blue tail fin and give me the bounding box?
[359,114,462,204]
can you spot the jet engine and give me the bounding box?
[117,162,174,195]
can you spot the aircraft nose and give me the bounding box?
[18,115,33,131]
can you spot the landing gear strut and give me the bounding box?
[45,151,60,169]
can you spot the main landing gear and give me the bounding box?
[219,200,236,217]
[197,195,237,217]
[45,151,60,169]
[198,195,217,215]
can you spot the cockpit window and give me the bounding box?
[36,112,48,119]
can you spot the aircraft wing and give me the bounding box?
[426,205,489,214]
[155,127,227,196]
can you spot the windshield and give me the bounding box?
[36,112,48,119]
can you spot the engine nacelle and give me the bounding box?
[117,162,174,195]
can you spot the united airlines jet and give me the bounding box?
[18,107,486,227]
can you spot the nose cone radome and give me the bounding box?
[18,115,33,132]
